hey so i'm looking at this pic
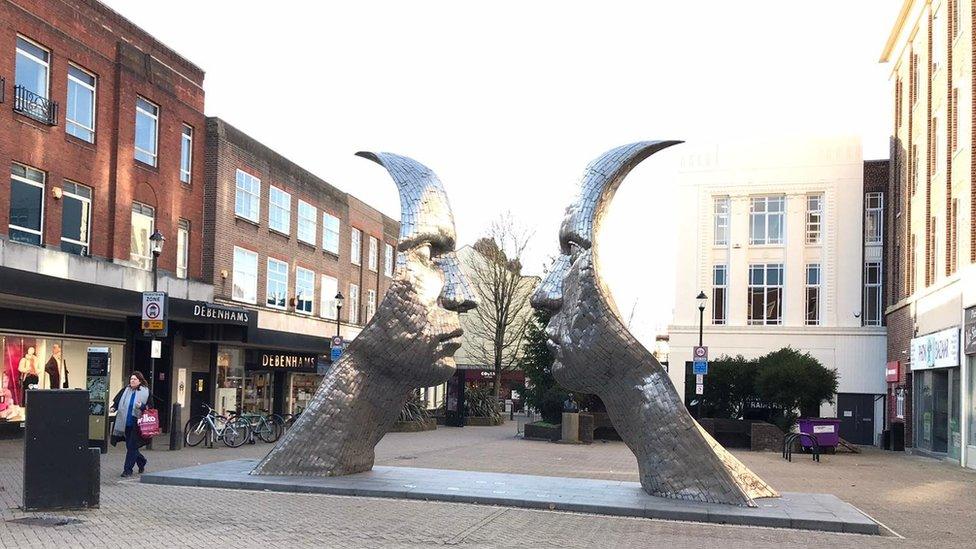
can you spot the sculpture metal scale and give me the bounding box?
[254,144,776,508]
[252,151,477,477]
[531,141,777,506]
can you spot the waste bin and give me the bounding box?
[578,413,594,444]
[891,421,905,451]
[797,417,841,450]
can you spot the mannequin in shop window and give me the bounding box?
[18,346,39,394]
[45,344,68,389]
[0,372,24,422]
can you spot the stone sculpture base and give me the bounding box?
[139,460,883,535]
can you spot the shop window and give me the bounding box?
[289,374,321,415]
[320,275,339,320]
[9,163,45,246]
[61,180,92,255]
[216,348,245,417]
[130,202,155,270]
[295,267,314,314]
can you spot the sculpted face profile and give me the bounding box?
[532,141,778,506]
[253,151,476,477]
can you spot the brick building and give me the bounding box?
[0,0,224,437]
[202,117,399,418]
[881,0,976,467]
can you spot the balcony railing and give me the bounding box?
[14,84,58,126]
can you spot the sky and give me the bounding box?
[101,0,900,344]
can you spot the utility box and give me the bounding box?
[23,390,98,510]
[579,412,594,444]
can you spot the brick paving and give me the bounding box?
[0,420,970,547]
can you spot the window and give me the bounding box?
[351,228,362,265]
[60,180,91,255]
[295,267,314,314]
[297,200,316,245]
[952,87,960,153]
[384,243,395,277]
[15,36,51,121]
[268,187,291,234]
[176,219,189,279]
[749,196,785,245]
[235,169,261,222]
[134,97,158,166]
[934,114,946,172]
[232,247,258,304]
[320,275,339,320]
[865,192,883,245]
[348,283,360,324]
[368,236,378,271]
[911,145,919,195]
[864,262,882,326]
[895,77,903,129]
[949,198,958,274]
[747,264,783,325]
[66,65,96,142]
[130,202,155,270]
[322,213,340,254]
[9,163,45,246]
[908,233,917,295]
[712,265,727,325]
[953,0,962,39]
[933,7,945,71]
[266,258,288,309]
[806,264,821,326]
[366,289,377,323]
[180,125,193,183]
[713,197,729,246]
[806,194,823,244]
[928,217,936,285]
[911,51,919,105]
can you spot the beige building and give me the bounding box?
[668,137,888,445]
[881,0,976,467]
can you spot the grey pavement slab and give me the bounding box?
[140,458,882,535]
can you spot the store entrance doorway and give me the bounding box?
[189,372,210,417]
[837,393,875,445]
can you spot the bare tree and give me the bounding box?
[460,213,537,401]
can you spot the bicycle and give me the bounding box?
[183,404,251,448]
[281,408,304,432]
[230,409,284,443]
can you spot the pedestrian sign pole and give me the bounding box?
[692,346,708,414]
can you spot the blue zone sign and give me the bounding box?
[693,361,708,375]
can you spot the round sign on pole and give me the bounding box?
[146,303,160,319]
[331,336,343,348]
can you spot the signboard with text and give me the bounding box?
[141,291,168,333]
[885,361,901,383]
[910,328,960,371]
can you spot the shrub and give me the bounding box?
[464,385,501,420]
[398,390,432,423]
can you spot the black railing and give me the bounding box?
[0,76,5,104]
[13,84,58,125]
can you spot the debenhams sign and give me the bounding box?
[192,303,250,325]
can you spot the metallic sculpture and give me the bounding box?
[531,141,778,507]
[253,152,476,477]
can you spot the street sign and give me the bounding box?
[693,361,708,375]
[692,346,708,361]
[696,374,704,384]
[695,383,704,395]
[331,336,344,348]
[150,340,162,359]
[141,292,168,332]
[330,347,342,362]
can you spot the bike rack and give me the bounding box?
[782,432,821,462]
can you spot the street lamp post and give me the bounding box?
[696,291,707,420]
[334,292,344,338]
[148,230,164,447]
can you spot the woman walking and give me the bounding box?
[110,372,151,477]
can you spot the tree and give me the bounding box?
[699,355,757,419]
[461,213,537,401]
[755,347,838,431]
[519,309,566,423]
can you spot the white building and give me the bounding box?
[668,137,888,444]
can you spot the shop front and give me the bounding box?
[215,347,327,418]
[964,306,976,469]
[911,327,962,462]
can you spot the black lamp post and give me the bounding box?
[696,291,707,347]
[334,292,344,338]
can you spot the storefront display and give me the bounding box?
[215,347,325,417]
[0,334,123,425]
[216,347,245,417]
[911,327,962,461]
[288,373,321,415]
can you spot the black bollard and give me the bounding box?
[169,403,182,450]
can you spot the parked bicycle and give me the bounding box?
[229,409,285,443]
[281,407,304,432]
[183,404,251,448]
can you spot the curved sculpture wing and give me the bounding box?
[533,141,777,506]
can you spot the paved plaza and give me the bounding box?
[0,421,972,547]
